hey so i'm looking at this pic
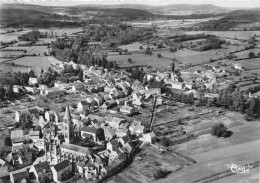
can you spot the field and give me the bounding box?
[185,31,260,40]
[234,48,260,59]
[174,122,260,157]
[235,58,260,70]
[107,52,173,69]
[0,27,82,42]
[154,150,259,183]
[1,56,62,75]
[109,43,245,69]
[37,27,82,36]
[107,144,186,183]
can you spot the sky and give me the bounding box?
[1,0,260,8]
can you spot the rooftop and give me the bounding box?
[60,143,91,156]
[53,159,70,172]
[82,126,99,134]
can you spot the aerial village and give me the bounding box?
[0,59,250,183]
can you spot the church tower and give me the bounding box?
[63,105,72,143]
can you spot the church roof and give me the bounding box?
[63,105,72,122]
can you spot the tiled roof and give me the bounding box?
[11,169,29,183]
[29,131,40,136]
[60,143,91,156]
[82,126,99,134]
[53,159,70,172]
[34,161,51,172]
[80,101,89,106]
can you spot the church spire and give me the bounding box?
[63,105,72,123]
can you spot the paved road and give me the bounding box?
[191,139,260,162]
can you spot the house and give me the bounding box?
[100,100,117,111]
[118,135,130,147]
[29,130,40,142]
[60,143,91,160]
[94,96,103,106]
[45,110,61,123]
[103,126,116,141]
[129,120,144,135]
[165,80,185,90]
[54,82,70,89]
[212,66,221,72]
[101,157,124,177]
[106,140,120,152]
[81,126,104,142]
[33,139,45,151]
[104,116,125,129]
[51,159,72,182]
[121,141,135,154]
[88,114,105,123]
[29,77,38,86]
[78,101,90,112]
[132,93,144,107]
[71,83,84,92]
[131,80,145,92]
[184,82,193,90]
[11,130,24,142]
[145,82,162,94]
[67,61,78,69]
[116,98,126,106]
[10,169,29,183]
[24,86,39,94]
[120,105,135,115]
[29,161,52,183]
[143,132,156,144]
[40,88,66,99]
[234,63,243,70]
[115,128,130,138]
[204,93,219,98]
[250,91,260,98]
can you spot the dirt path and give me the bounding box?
[190,139,260,162]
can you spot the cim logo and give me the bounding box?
[227,163,253,174]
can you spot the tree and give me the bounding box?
[171,61,175,72]
[5,84,15,99]
[20,113,33,130]
[145,46,152,55]
[157,53,162,58]
[211,123,228,137]
[28,70,36,78]
[170,47,176,52]
[78,70,83,82]
[161,137,171,147]
[4,137,12,146]
[153,169,168,180]
[40,68,44,77]
[0,86,6,101]
[21,73,29,86]
[248,52,256,58]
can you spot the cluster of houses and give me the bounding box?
[1,59,250,183]
[1,62,164,183]
[2,101,157,183]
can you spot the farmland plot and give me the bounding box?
[185,31,260,40]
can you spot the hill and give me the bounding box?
[0,3,227,28]
[75,3,230,15]
[199,9,260,30]
[0,5,81,27]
